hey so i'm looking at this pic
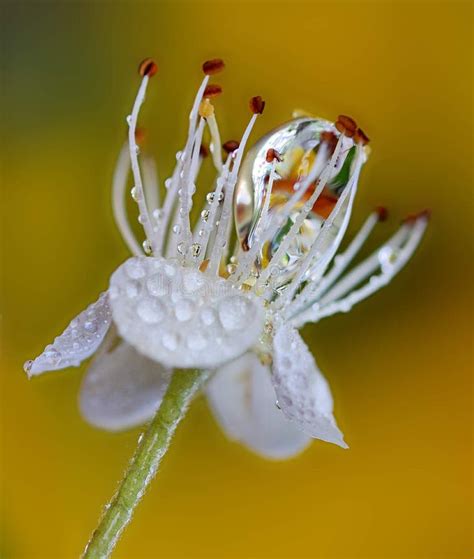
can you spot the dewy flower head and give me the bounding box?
[24,58,428,458]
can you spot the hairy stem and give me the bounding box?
[82,369,208,559]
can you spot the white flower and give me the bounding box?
[25,58,428,459]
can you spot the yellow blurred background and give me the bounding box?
[1,1,472,557]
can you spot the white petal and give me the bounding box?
[206,352,311,459]
[108,256,264,369]
[272,324,348,448]
[24,292,112,377]
[79,329,172,431]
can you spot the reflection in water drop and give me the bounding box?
[234,117,361,288]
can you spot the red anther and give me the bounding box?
[223,140,240,153]
[249,96,265,114]
[134,128,146,145]
[266,148,282,163]
[138,58,158,77]
[199,144,209,158]
[354,127,370,145]
[337,115,357,132]
[202,59,225,75]
[403,209,431,224]
[204,84,222,98]
[335,120,355,138]
[375,206,388,222]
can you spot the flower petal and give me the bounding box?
[79,328,172,431]
[108,256,265,369]
[24,292,112,377]
[272,324,348,448]
[206,352,311,459]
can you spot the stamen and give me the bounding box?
[127,72,156,253]
[207,100,263,275]
[299,214,428,323]
[138,58,158,78]
[111,144,143,256]
[223,140,240,153]
[206,115,223,171]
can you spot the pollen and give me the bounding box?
[138,58,158,78]
[199,98,215,119]
[354,127,370,145]
[202,58,225,75]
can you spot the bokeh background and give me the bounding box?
[1,1,472,558]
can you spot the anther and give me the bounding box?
[266,148,282,163]
[404,209,432,224]
[375,206,389,222]
[199,98,215,118]
[204,84,223,98]
[354,127,370,145]
[199,144,210,158]
[337,115,357,132]
[223,140,240,153]
[335,121,354,137]
[202,59,225,75]
[249,96,265,114]
[320,131,338,151]
[138,58,158,78]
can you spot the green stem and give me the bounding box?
[82,369,208,559]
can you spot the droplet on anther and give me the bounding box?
[202,58,225,75]
[138,58,158,78]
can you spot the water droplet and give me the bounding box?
[201,209,209,222]
[200,308,216,326]
[172,224,181,234]
[147,272,169,297]
[84,320,97,333]
[191,243,201,257]
[165,178,172,189]
[125,259,146,279]
[126,115,132,125]
[152,208,163,221]
[174,298,195,321]
[218,295,254,331]
[131,186,141,201]
[137,299,165,324]
[206,192,215,204]
[126,280,140,298]
[23,360,33,374]
[177,242,186,255]
[142,240,152,255]
[138,214,146,225]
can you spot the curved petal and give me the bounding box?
[109,256,264,369]
[79,328,172,431]
[206,352,311,460]
[272,324,348,448]
[24,292,112,378]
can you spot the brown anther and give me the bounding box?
[320,131,338,151]
[335,121,355,137]
[204,84,222,98]
[202,59,225,75]
[249,96,265,114]
[223,140,240,153]
[354,127,370,145]
[375,206,388,222]
[337,115,357,133]
[199,144,209,158]
[138,58,158,78]
[134,128,146,145]
[266,148,282,163]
